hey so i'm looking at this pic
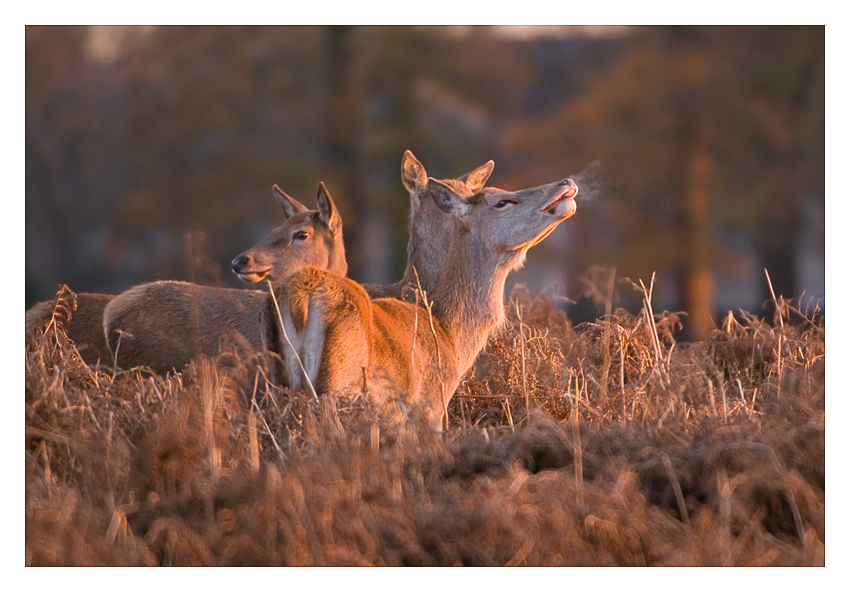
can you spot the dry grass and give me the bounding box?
[24,281,825,566]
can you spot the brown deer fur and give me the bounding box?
[262,176,579,429]
[103,183,346,374]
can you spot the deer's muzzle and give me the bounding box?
[540,179,578,215]
[232,255,271,282]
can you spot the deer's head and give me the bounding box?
[232,182,346,283]
[400,150,495,287]
[427,176,578,271]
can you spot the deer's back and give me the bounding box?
[104,280,267,374]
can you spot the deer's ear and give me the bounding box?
[428,178,470,216]
[401,150,428,193]
[458,160,495,193]
[316,182,342,234]
[273,185,310,218]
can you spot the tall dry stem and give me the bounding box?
[266,280,319,404]
[599,267,616,406]
[248,410,260,473]
[635,274,671,388]
[413,267,448,430]
[764,268,784,399]
[571,372,584,506]
[513,298,529,418]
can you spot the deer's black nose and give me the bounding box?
[231,255,249,272]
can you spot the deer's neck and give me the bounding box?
[401,228,442,294]
[428,230,517,371]
[326,234,348,277]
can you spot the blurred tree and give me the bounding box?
[26,26,109,301]
[322,24,361,242]
[26,25,823,339]
[326,26,421,283]
[502,25,824,339]
[26,26,333,302]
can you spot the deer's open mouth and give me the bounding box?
[540,180,578,214]
[236,269,270,283]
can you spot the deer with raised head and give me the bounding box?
[364,150,494,299]
[261,175,579,429]
[102,183,346,374]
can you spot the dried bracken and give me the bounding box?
[25,284,825,566]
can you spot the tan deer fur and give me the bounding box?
[262,175,579,429]
[103,183,346,374]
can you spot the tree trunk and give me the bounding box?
[682,129,716,341]
[323,25,366,277]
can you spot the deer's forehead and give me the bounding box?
[279,211,320,229]
[262,214,320,239]
[470,187,510,204]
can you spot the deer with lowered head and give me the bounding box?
[101,152,494,375]
[261,174,579,429]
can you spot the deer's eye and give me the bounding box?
[495,199,516,209]
[293,230,310,241]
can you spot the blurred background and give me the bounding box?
[25,25,824,340]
